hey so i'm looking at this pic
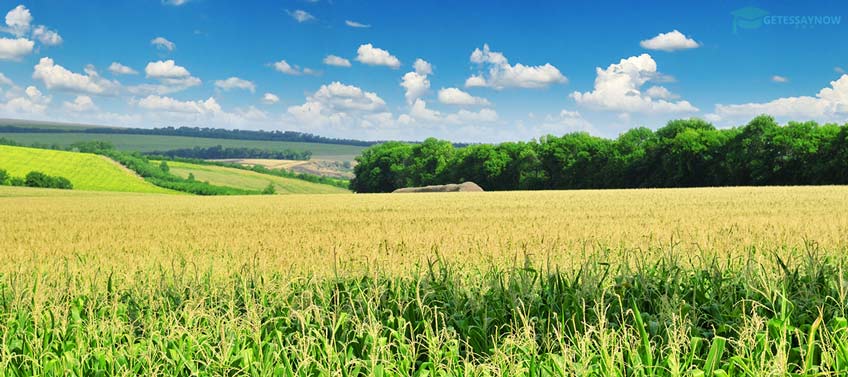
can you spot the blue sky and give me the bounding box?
[0,1,846,142]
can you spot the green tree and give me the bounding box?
[262,182,276,195]
[0,168,7,185]
[159,160,170,173]
[350,142,413,192]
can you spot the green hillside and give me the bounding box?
[0,145,174,193]
[0,133,365,161]
[162,160,350,194]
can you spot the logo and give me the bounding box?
[731,7,770,33]
[731,7,842,33]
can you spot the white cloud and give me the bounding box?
[33,57,119,95]
[108,62,138,75]
[0,37,33,60]
[571,54,698,114]
[63,95,96,112]
[131,60,201,94]
[639,30,700,52]
[645,85,678,100]
[261,92,279,104]
[32,25,61,46]
[465,74,486,88]
[837,67,846,74]
[287,10,315,23]
[408,99,441,122]
[0,85,50,115]
[323,55,351,67]
[287,82,388,129]
[356,43,401,69]
[0,72,13,86]
[151,37,176,52]
[137,95,223,114]
[214,77,255,93]
[466,44,567,89]
[5,5,31,37]
[708,74,848,123]
[162,0,190,5]
[345,20,370,28]
[413,58,432,75]
[400,59,432,104]
[403,98,498,125]
[272,59,317,75]
[445,108,499,124]
[145,60,190,78]
[772,75,789,83]
[437,87,491,106]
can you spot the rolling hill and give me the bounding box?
[0,133,366,162]
[161,160,351,194]
[0,145,174,193]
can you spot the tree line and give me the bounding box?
[0,169,73,189]
[351,115,848,193]
[147,145,312,160]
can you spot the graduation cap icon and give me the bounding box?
[731,7,770,33]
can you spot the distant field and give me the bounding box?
[0,132,366,161]
[162,160,350,194]
[218,158,355,179]
[0,145,174,193]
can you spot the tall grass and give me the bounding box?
[2,249,847,375]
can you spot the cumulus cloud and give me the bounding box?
[2,5,60,50]
[356,44,400,69]
[345,20,370,28]
[63,95,96,112]
[32,57,120,95]
[413,59,432,75]
[214,77,255,93]
[0,72,13,86]
[0,85,51,115]
[640,30,700,52]
[323,55,351,67]
[261,92,279,104]
[108,62,138,75]
[151,37,176,52]
[400,58,432,104]
[708,74,848,123]
[437,87,490,106]
[137,95,223,114]
[402,98,499,127]
[466,44,567,89]
[772,75,789,83]
[570,54,698,114]
[32,25,61,46]
[287,82,390,129]
[287,9,315,23]
[0,37,33,60]
[272,59,317,76]
[145,59,190,79]
[645,85,678,100]
[130,60,201,94]
[4,5,31,36]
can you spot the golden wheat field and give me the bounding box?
[4,185,848,375]
[2,185,846,277]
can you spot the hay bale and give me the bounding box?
[393,182,484,193]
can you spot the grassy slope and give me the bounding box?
[0,145,173,193]
[163,160,350,194]
[0,132,365,161]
